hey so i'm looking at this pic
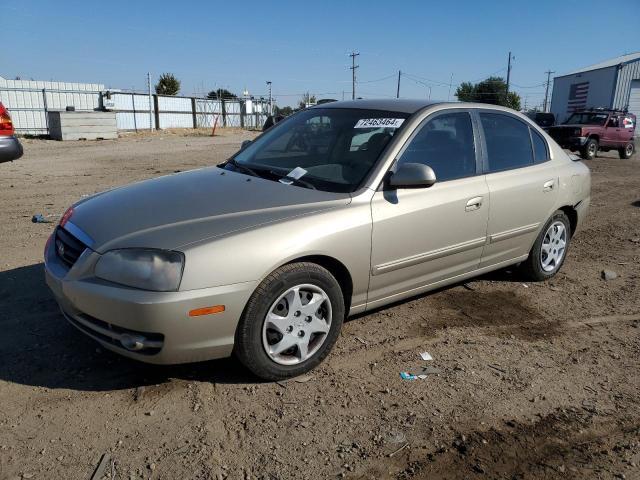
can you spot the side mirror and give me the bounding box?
[388,163,436,189]
[240,140,252,150]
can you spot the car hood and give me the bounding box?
[68,167,351,253]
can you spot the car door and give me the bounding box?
[602,115,622,147]
[368,109,489,308]
[478,110,559,268]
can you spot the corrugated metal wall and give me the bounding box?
[613,59,640,110]
[0,76,268,134]
[0,77,103,134]
[112,93,156,130]
[108,92,267,131]
[550,67,617,123]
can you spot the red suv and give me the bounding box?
[0,102,24,164]
[548,109,636,160]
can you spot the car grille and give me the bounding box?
[548,127,574,142]
[55,226,86,267]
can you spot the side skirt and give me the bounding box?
[363,254,529,312]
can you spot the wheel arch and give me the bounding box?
[559,205,578,236]
[284,255,354,313]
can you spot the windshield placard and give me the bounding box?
[354,118,405,129]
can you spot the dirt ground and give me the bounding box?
[0,130,638,480]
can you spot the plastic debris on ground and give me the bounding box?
[419,351,433,361]
[31,214,54,224]
[400,372,418,380]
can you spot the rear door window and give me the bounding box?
[480,113,534,172]
[396,111,476,182]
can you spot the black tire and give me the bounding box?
[519,210,571,282]
[619,142,635,159]
[234,262,345,381]
[580,138,598,160]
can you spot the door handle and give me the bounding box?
[543,180,555,192]
[465,196,483,212]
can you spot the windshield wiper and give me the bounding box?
[225,159,261,178]
[270,170,317,190]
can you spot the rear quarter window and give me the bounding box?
[530,128,549,163]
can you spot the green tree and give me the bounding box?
[455,82,475,102]
[155,73,181,96]
[298,92,316,110]
[506,91,521,111]
[454,76,522,110]
[207,88,237,100]
[274,105,294,117]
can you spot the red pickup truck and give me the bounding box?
[548,109,636,160]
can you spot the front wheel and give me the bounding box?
[580,138,598,160]
[619,142,635,159]
[519,211,571,281]
[234,262,344,380]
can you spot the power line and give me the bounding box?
[356,73,396,84]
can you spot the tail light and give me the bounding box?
[0,102,16,136]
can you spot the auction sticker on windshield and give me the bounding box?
[354,118,405,129]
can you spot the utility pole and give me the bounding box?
[147,72,153,131]
[349,52,359,100]
[506,51,513,97]
[266,81,272,115]
[447,73,453,101]
[396,70,401,98]
[543,70,555,113]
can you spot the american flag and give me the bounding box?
[567,82,589,114]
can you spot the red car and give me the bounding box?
[548,108,636,160]
[0,102,24,164]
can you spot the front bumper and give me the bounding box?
[554,136,587,150]
[44,234,256,364]
[0,135,24,164]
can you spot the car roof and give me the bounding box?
[310,99,445,114]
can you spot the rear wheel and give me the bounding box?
[619,142,635,159]
[234,262,344,380]
[580,138,598,160]
[519,211,571,281]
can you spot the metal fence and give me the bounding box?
[110,92,268,131]
[0,77,269,135]
[0,77,104,134]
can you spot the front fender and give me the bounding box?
[179,199,373,310]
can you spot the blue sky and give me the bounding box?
[3,0,639,107]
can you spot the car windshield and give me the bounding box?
[564,112,608,126]
[226,108,410,193]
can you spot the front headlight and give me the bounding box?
[95,249,184,292]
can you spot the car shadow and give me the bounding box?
[0,263,257,392]
[347,266,526,322]
[0,262,529,392]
